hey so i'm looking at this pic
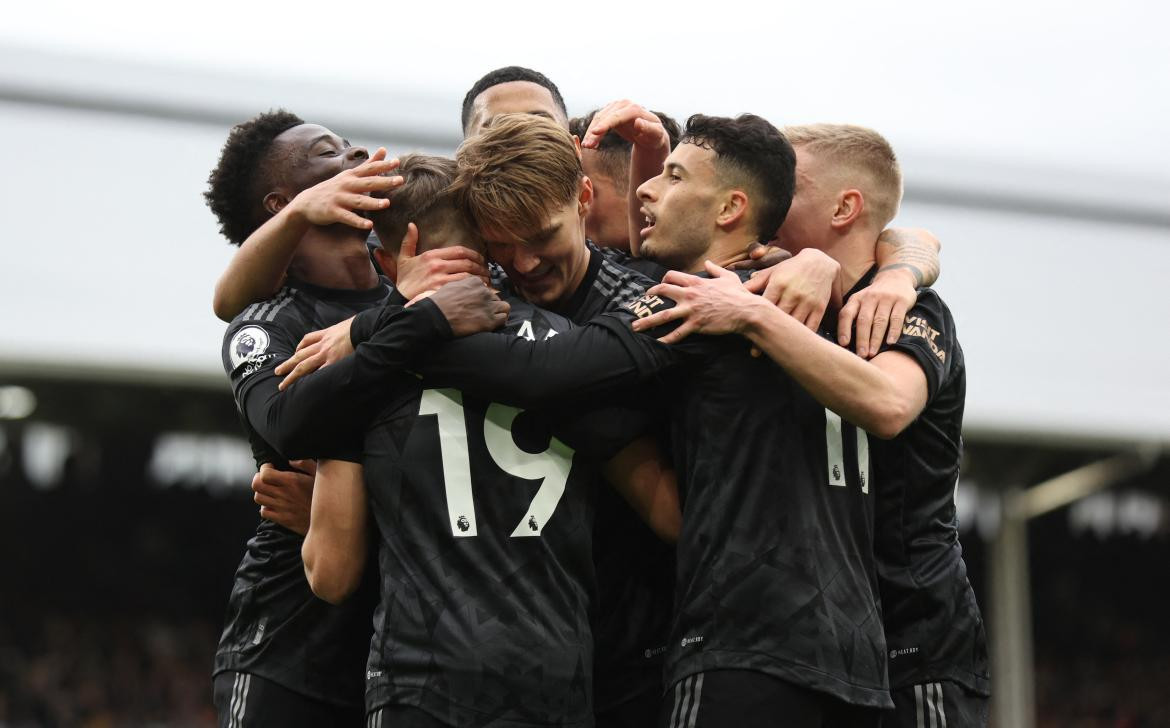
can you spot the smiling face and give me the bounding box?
[480,185,592,309]
[270,123,369,196]
[635,143,725,272]
[465,81,568,138]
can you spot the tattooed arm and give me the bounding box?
[875,227,941,287]
[839,227,942,357]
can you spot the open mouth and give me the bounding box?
[640,208,657,240]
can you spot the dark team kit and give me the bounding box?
[203,66,989,728]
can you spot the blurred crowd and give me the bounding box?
[0,614,217,727]
[0,451,1166,726]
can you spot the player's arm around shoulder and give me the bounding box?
[302,459,370,604]
[741,292,930,440]
[631,263,930,439]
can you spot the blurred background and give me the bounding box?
[1,2,1168,725]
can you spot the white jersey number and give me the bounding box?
[824,408,869,494]
[418,388,573,538]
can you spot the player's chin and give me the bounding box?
[518,281,563,307]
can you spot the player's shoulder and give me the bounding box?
[906,286,958,335]
[502,296,575,340]
[898,286,964,380]
[221,285,306,371]
[229,284,306,330]
[592,245,656,306]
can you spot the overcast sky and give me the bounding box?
[4,0,1167,183]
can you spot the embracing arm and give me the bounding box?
[416,318,670,409]
[241,301,452,459]
[635,263,928,439]
[212,151,402,322]
[302,459,369,604]
[835,227,941,357]
[876,227,940,287]
[242,278,509,458]
[740,300,928,438]
[213,209,309,322]
[603,436,681,543]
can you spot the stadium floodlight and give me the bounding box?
[0,386,36,420]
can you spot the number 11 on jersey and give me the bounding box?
[824,408,870,494]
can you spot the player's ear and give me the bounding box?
[716,189,749,230]
[373,248,398,283]
[831,189,864,230]
[263,191,290,217]
[577,175,594,218]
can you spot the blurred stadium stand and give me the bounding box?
[1,44,1167,727]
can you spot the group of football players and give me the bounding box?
[202,66,989,728]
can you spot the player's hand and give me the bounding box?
[428,277,510,337]
[581,100,669,152]
[631,261,758,344]
[275,317,355,391]
[839,266,918,358]
[287,148,403,230]
[393,223,490,300]
[727,242,793,271]
[253,460,316,535]
[743,248,841,331]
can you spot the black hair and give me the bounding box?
[204,109,304,246]
[682,114,796,241]
[460,66,568,133]
[568,109,683,183]
[568,108,682,150]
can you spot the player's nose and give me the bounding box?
[636,177,656,202]
[513,248,542,274]
[346,146,370,166]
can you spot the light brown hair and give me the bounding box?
[783,123,903,228]
[450,113,582,239]
[369,154,466,253]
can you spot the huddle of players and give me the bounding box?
[203,66,989,728]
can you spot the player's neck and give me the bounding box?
[688,230,757,273]
[288,228,379,291]
[820,229,879,295]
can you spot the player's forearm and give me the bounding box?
[417,323,646,408]
[741,300,918,439]
[213,206,312,322]
[249,304,450,458]
[603,437,681,544]
[302,460,369,605]
[875,227,940,288]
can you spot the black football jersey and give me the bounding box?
[361,299,645,727]
[216,278,391,707]
[591,280,892,709]
[867,284,990,695]
[549,245,675,712]
[596,243,671,283]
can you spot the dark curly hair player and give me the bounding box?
[204,109,303,246]
[205,110,391,728]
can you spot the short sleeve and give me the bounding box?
[222,316,302,405]
[886,289,957,403]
